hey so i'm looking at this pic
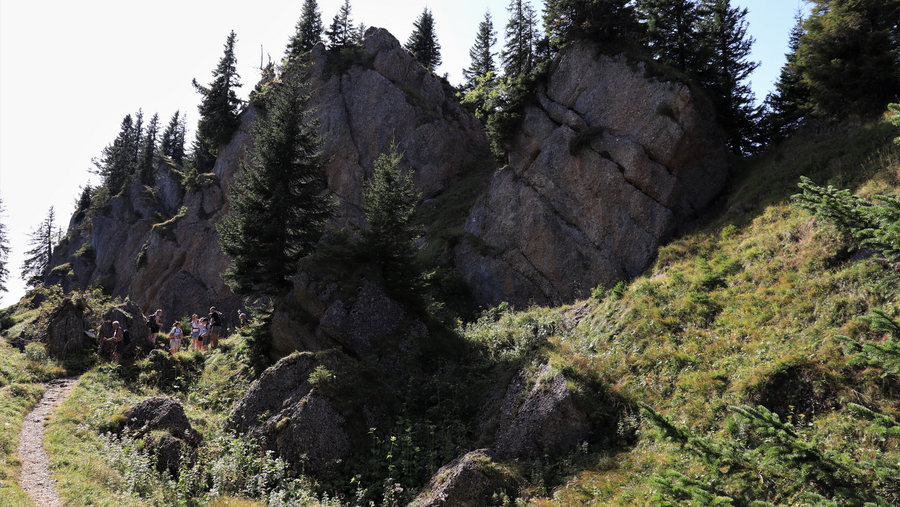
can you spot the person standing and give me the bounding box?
[199,317,211,352]
[103,321,125,363]
[190,314,201,351]
[209,306,222,348]
[239,312,250,329]
[148,309,162,346]
[168,322,184,354]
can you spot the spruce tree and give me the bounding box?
[217,61,334,295]
[139,112,159,186]
[795,0,900,118]
[358,144,423,296]
[20,207,56,288]
[93,113,140,195]
[543,0,641,50]
[463,11,498,89]
[325,0,355,49]
[637,0,706,73]
[193,31,242,156]
[0,198,10,297]
[160,110,187,165]
[698,0,761,154]
[763,10,810,143]
[502,0,537,77]
[286,0,323,58]
[405,8,442,72]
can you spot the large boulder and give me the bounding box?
[124,397,202,476]
[225,352,352,475]
[410,449,519,507]
[457,44,728,307]
[480,363,591,460]
[45,297,87,358]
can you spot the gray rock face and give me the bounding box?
[45,297,86,358]
[271,272,426,364]
[308,28,488,229]
[411,449,519,507]
[125,397,201,476]
[226,352,351,474]
[481,363,591,460]
[457,44,728,307]
[44,27,486,335]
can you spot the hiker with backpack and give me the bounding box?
[199,317,212,351]
[147,309,162,346]
[102,321,127,363]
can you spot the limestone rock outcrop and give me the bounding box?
[225,352,352,475]
[44,27,487,331]
[125,397,202,476]
[457,43,728,307]
[479,363,592,459]
[411,449,519,507]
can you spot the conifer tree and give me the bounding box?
[217,61,334,295]
[139,113,159,186]
[0,198,10,297]
[698,0,761,154]
[637,0,706,73]
[93,113,140,195]
[502,0,537,77]
[795,0,900,119]
[463,10,498,89]
[325,0,355,48]
[286,0,323,58]
[358,143,423,296]
[193,31,242,156]
[160,110,187,166]
[763,10,810,142]
[405,8,442,72]
[20,207,57,288]
[190,132,217,174]
[543,0,641,50]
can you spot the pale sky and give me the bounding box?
[0,0,805,306]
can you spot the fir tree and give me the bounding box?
[405,8,442,72]
[463,11,498,89]
[698,0,761,154]
[501,0,537,77]
[92,113,140,194]
[160,110,187,166]
[543,0,641,50]
[139,112,159,186]
[0,198,10,297]
[190,131,217,174]
[20,206,56,288]
[637,0,706,73]
[763,10,810,143]
[795,0,900,118]
[357,143,423,296]
[325,0,355,49]
[193,31,243,156]
[286,0,323,58]
[217,61,334,295]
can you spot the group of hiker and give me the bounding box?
[102,306,250,363]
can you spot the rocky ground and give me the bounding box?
[17,377,78,507]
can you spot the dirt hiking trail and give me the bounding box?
[17,377,79,507]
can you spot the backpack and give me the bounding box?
[210,311,220,326]
[146,315,155,328]
[122,328,131,345]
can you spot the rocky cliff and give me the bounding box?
[455,43,729,307]
[45,27,488,325]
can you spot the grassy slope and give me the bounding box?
[501,117,900,504]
